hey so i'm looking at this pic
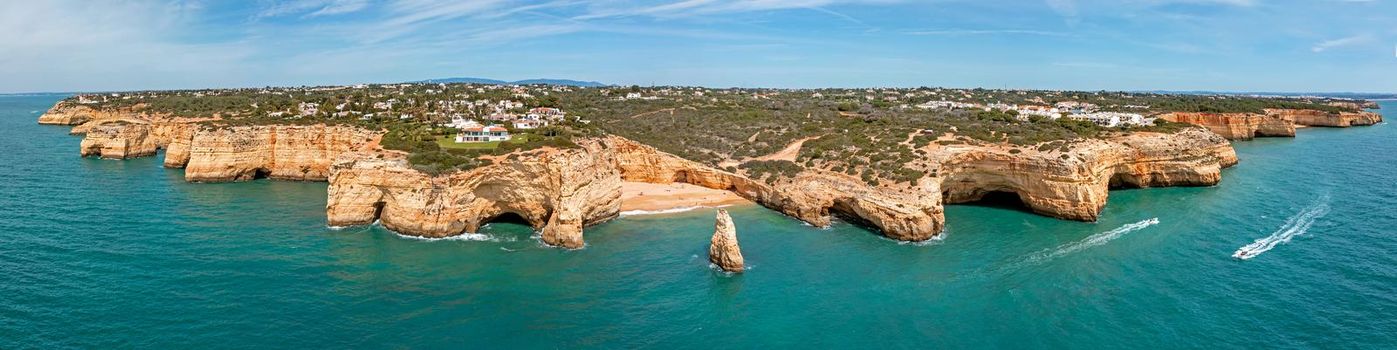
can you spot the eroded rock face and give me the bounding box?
[78,119,159,159]
[1265,108,1384,127]
[605,136,943,241]
[934,128,1235,221]
[180,125,379,182]
[326,141,622,249]
[38,102,103,125]
[709,209,744,273]
[1158,112,1295,140]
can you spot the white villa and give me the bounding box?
[456,124,511,143]
[513,119,546,129]
[1069,112,1147,127]
[443,115,479,129]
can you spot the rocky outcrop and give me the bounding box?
[933,128,1236,222]
[708,209,744,273]
[179,125,379,182]
[78,119,159,159]
[326,141,621,249]
[605,136,943,241]
[1265,108,1384,127]
[38,102,101,125]
[68,116,379,181]
[1158,112,1295,140]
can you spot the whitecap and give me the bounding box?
[394,232,513,242]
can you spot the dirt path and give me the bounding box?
[751,136,818,162]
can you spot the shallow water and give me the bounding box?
[2,94,1395,348]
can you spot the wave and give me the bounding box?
[1233,195,1331,260]
[394,232,515,242]
[1025,217,1160,264]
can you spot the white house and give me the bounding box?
[513,119,546,129]
[456,125,511,143]
[443,116,480,129]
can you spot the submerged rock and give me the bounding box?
[708,209,744,273]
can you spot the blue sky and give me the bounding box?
[2,0,1395,93]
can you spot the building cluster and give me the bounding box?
[915,98,1148,127]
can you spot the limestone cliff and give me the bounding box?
[78,119,159,159]
[933,128,1235,222]
[1158,112,1295,140]
[178,125,379,182]
[67,114,379,181]
[709,209,745,273]
[605,136,943,241]
[326,142,622,249]
[1265,108,1384,127]
[38,102,105,125]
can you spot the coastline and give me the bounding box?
[619,181,753,214]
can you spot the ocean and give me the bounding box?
[2,94,1395,349]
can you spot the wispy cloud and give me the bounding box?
[256,0,370,18]
[905,29,1070,37]
[1312,34,1375,52]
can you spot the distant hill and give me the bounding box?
[414,77,607,87]
[1145,90,1397,100]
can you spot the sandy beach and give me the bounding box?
[619,182,752,213]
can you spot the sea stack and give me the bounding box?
[708,209,745,273]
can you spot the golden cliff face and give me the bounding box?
[604,136,943,241]
[1264,108,1384,127]
[326,141,623,249]
[176,125,379,182]
[68,114,379,182]
[1158,112,1296,140]
[38,102,103,125]
[78,119,160,159]
[934,128,1235,222]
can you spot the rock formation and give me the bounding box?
[177,125,379,182]
[38,102,102,125]
[1158,112,1295,140]
[78,119,159,159]
[326,141,622,249]
[932,128,1235,221]
[1264,108,1383,127]
[44,101,1257,248]
[708,209,744,273]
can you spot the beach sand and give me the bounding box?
[619,182,752,212]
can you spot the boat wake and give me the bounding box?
[1025,218,1160,264]
[1233,196,1330,260]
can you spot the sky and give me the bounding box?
[2,0,1395,93]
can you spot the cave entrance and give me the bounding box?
[829,198,884,237]
[484,212,532,226]
[952,190,1034,213]
[477,212,538,240]
[371,202,385,222]
[251,168,271,180]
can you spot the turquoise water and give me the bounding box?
[3,94,1396,349]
